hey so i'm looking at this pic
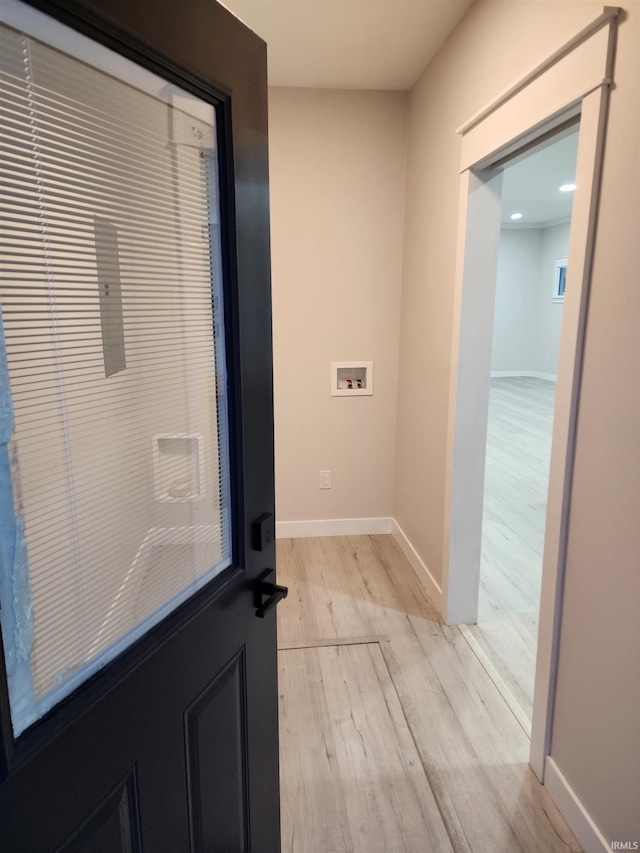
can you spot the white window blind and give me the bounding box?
[0,21,232,735]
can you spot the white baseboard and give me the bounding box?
[490,370,557,381]
[544,758,612,853]
[391,519,443,614]
[276,517,393,539]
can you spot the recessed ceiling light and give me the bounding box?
[510,213,523,220]
[559,183,577,192]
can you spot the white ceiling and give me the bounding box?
[501,130,580,227]
[221,0,475,90]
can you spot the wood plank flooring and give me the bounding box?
[277,534,579,852]
[470,377,556,724]
[279,642,454,852]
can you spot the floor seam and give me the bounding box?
[377,636,473,853]
[278,634,388,651]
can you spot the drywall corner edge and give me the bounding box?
[391,519,443,615]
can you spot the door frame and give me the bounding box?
[441,7,620,780]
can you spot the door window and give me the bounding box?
[0,12,232,735]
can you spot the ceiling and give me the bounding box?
[220,0,475,90]
[221,0,578,228]
[501,130,580,227]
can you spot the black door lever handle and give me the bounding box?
[255,569,288,618]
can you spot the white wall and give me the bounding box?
[395,0,639,842]
[491,222,569,377]
[491,228,542,373]
[534,221,570,375]
[269,87,407,524]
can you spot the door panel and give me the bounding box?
[185,649,249,852]
[0,0,279,849]
[60,772,142,853]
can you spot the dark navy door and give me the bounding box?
[0,0,280,849]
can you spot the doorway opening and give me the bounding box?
[467,128,580,732]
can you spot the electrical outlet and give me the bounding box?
[320,470,332,490]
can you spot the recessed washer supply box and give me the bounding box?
[152,434,205,502]
[331,361,373,397]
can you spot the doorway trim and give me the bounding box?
[441,7,620,780]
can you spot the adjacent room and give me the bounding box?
[468,129,579,726]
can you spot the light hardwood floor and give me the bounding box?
[277,534,579,852]
[466,377,556,726]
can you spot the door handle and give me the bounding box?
[255,569,288,618]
